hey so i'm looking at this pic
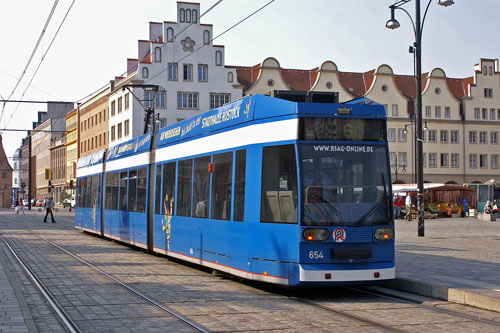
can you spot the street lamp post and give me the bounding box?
[404,121,428,183]
[386,0,454,237]
[392,156,406,183]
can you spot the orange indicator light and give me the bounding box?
[307,235,313,241]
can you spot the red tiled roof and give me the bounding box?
[281,69,311,91]
[310,69,319,87]
[338,72,366,97]
[394,75,417,99]
[462,76,474,97]
[363,70,375,92]
[447,78,466,100]
[233,67,252,90]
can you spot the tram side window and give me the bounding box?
[162,162,176,215]
[261,145,298,223]
[86,176,92,208]
[137,167,148,213]
[211,152,232,220]
[78,177,86,207]
[119,171,128,211]
[128,169,137,212]
[234,150,246,221]
[154,165,162,215]
[92,174,99,208]
[177,159,193,217]
[105,173,113,209]
[112,172,119,210]
[193,156,211,218]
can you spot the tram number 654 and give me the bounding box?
[308,251,324,259]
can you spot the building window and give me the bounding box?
[210,93,230,109]
[267,79,274,87]
[490,108,496,120]
[498,109,500,120]
[451,153,459,168]
[111,101,116,116]
[180,8,185,22]
[154,47,161,62]
[186,9,191,23]
[117,123,122,139]
[167,27,174,42]
[144,91,153,108]
[124,119,129,137]
[484,88,493,98]
[492,155,499,169]
[479,131,487,144]
[125,93,130,110]
[398,152,407,168]
[397,128,407,142]
[228,72,234,83]
[474,108,480,119]
[425,105,431,117]
[451,130,459,143]
[429,153,437,168]
[469,154,477,168]
[168,63,178,80]
[435,106,441,118]
[489,66,493,75]
[387,128,395,142]
[203,30,210,45]
[177,92,199,109]
[483,66,487,75]
[469,131,477,144]
[118,97,123,113]
[215,50,222,66]
[480,154,488,168]
[111,125,116,141]
[491,132,498,144]
[444,106,451,118]
[440,130,448,143]
[482,108,488,119]
[390,152,396,165]
[392,104,398,116]
[156,92,165,108]
[142,67,149,79]
[435,87,441,95]
[183,64,193,81]
[381,84,388,92]
[440,153,449,167]
[198,64,208,82]
[428,129,437,143]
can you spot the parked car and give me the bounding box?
[63,199,71,208]
[23,200,29,206]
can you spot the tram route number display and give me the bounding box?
[309,250,324,259]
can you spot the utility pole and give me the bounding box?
[121,84,164,134]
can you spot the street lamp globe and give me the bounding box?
[386,19,401,29]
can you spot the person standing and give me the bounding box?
[43,197,56,223]
[405,192,412,221]
[18,198,25,215]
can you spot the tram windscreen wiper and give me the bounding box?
[352,173,389,227]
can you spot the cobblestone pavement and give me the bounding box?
[0,208,499,332]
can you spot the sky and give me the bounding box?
[1,0,499,160]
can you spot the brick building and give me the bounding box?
[0,135,13,207]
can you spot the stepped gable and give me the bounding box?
[0,135,12,171]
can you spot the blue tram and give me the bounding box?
[76,94,395,286]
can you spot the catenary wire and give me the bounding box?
[147,0,276,84]
[1,0,60,125]
[6,0,77,129]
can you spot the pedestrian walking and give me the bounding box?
[43,197,56,223]
[404,192,413,221]
[15,198,20,214]
[19,198,25,214]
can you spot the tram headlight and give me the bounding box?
[374,228,394,241]
[303,228,330,241]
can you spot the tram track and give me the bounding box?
[0,220,210,333]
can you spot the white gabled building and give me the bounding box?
[108,1,243,146]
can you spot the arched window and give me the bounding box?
[192,10,198,23]
[154,47,161,62]
[167,27,174,42]
[203,30,210,45]
[186,9,191,23]
[180,8,185,22]
[489,66,493,75]
[142,67,149,78]
[215,50,222,66]
[228,72,234,83]
[483,66,487,75]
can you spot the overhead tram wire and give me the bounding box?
[0,0,60,125]
[148,0,276,84]
[6,0,77,129]
[0,69,63,102]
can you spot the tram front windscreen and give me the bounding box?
[300,143,392,226]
